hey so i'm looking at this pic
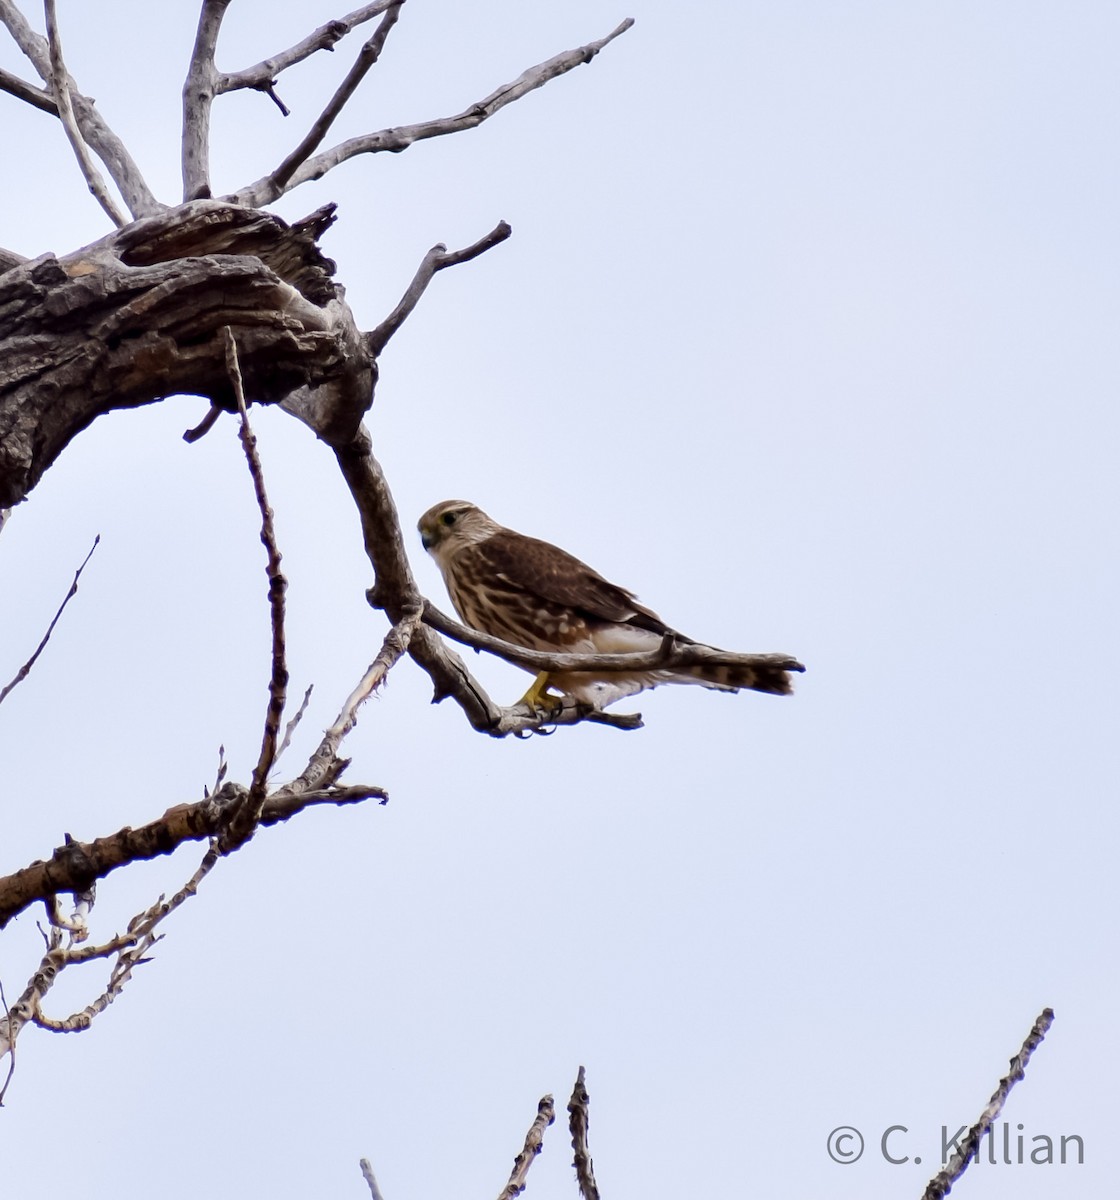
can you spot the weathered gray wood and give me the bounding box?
[0,0,161,217]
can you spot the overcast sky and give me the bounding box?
[1,3,1117,1197]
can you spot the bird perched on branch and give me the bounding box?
[418,499,800,711]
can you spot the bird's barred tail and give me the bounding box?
[682,662,795,696]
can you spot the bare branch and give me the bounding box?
[368,220,512,356]
[359,1158,386,1200]
[421,600,805,681]
[275,683,314,764]
[266,1,404,196]
[219,2,397,95]
[0,534,99,708]
[227,17,634,207]
[568,1067,600,1200]
[219,328,289,851]
[921,1007,1056,1200]
[498,1094,555,1200]
[0,781,385,932]
[39,846,219,1035]
[285,605,422,796]
[1,846,218,1059]
[0,0,160,216]
[43,0,128,226]
[0,63,55,113]
[180,0,232,200]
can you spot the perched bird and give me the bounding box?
[418,499,797,710]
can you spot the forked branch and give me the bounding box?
[219,2,398,95]
[0,0,159,216]
[43,0,127,225]
[0,781,385,932]
[267,1,403,195]
[227,18,634,206]
[369,221,512,355]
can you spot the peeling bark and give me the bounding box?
[0,200,373,508]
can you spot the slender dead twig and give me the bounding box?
[359,1158,386,1200]
[497,1094,555,1200]
[227,18,634,206]
[568,1067,600,1200]
[181,0,233,199]
[220,328,289,850]
[0,534,99,708]
[921,1007,1056,1200]
[42,0,128,226]
[220,2,398,95]
[275,683,314,764]
[368,221,512,355]
[422,600,805,682]
[285,605,422,796]
[267,1,404,195]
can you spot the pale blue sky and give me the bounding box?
[1,3,1116,1197]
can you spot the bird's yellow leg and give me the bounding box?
[517,671,560,712]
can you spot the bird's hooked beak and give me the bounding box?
[420,526,435,551]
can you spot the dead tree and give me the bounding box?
[0,0,649,1084]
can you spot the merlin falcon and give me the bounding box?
[419,500,797,710]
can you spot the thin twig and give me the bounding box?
[568,1067,600,1200]
[286,606,422,795]
[226,18,634,206]
[0,535,100,708]
[368,221,512,355]
[275,683,314,763]
[359,1158,386,1200]
[267,1,403,194]
[921,1007,1056,1200]
[219,2,397,94]
[220,328,289,850]
[497,1094,555,1200]
[42,0,128,226]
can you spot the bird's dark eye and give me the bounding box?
[442,511,457,527]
